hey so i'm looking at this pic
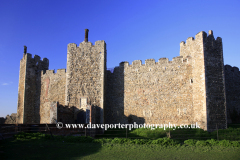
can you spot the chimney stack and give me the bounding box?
[85,29,89,42]
[24,45,27,54]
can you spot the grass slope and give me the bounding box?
[1,139,240,160]
[0,124,240,159]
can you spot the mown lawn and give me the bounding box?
[1,124,240,160]
[1,138,240,160]
[96,124,240,142]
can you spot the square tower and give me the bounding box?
[65,30,106,124]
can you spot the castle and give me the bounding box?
[17,29,240,131]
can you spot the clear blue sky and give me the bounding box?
[0,0,240,117]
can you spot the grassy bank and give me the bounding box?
[96,124,240,142]
[1,138,240,160]
[0,124,240,159]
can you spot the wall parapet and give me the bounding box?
[180,30,223,58]
[225,65,240,73]
[109,56,191,74]
[180,30,222,48]
[68,40,106,50]
[41,69,66,76]
[21,53,49,65]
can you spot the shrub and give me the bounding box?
[93,138,112,144]
[218,140,231,147]
[130,139,149,145]
[59,136,93,143]
[196,140,207,146]
[13,131,240,147]
[184,139,197,146]
[152,138,164,144]
[206,139,218,146]
[231,141,240,147]
[152,137,177,146]
[111,138,131,144]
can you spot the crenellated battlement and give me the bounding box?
[225,65,240,74]
[110,56,192,74]
[18,29,229,131]
[79,41,93,48]
[145,59,156,66]
[180,30,223,58]
[158,57,169,64]
[109,31,225,75]
[21,53,49,64]
[180,31,207,47]
[172,56,183,63]
[67,40,106,51]
[41,69,66,76]
[21,53,49,71]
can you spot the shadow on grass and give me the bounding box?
[0,137,102,160]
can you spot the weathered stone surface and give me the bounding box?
[50,102,58,124]
[224,65,240,123]
[106,56,193,125]
[16,30,237,131]
[17,53,49,124]
[0,113,17,124]
[40,69,66,123]
[65,40,106,124]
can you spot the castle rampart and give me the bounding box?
[112,56,189,72]
[17,52,49,124]
[105,30,226,131]
[105,55,193,125]
[40,69,66,123]
[224,65,240,124]
[17,30,238,132]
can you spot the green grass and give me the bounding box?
[1,138,240,160]
[8,131,240,147]
[1,124,240,159]
[96,124,240,142]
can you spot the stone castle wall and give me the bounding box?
[106,30,227,131]
[225,65,240,123]
[16,30,238,131]
[40,69,66,123]
[106,56,194,126]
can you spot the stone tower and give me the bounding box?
[16,30,228,132]
[17,47,49,124]
[180,30,226,131]
[65,29,107,124]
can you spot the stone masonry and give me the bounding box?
[16,30,240,131]
[224,65,240,124]
[0,113,17,124]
